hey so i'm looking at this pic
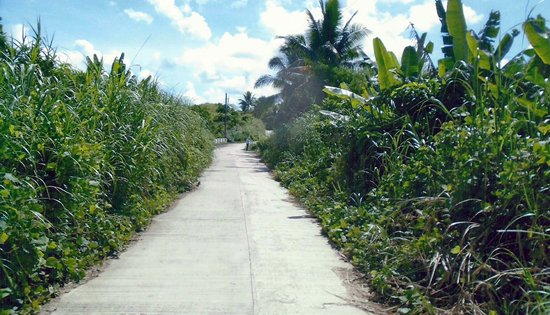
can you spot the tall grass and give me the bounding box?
[0,25,213,313]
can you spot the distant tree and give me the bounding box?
[0,17,8,53]
[190,105,217,135]
[252,95,279,129]
[238,91,256,113]
[252,95,276,119]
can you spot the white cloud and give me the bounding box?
[59,39,122,70]
[182,3,192,13]
[179,31,279,78]
[124,8,154,24]
[183,81,205,103]
[463,5,484,25]
[408,1,440,32]
[139,69,155,79]
[231,0,248,8]
[341,0,412,58]
[342,0,377,16]
[9,24,28,42]
[260,0,309,36]
[147,0,212,40]
[58,50,86,69]
[176,29,282,102]
[183,12,212,39]
[407,1,484,33]
[75,39,97,56]
[216,75,248,91]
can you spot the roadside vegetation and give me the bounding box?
[192,94,267,142]
[257,0,549,313]
[0,24,214,313]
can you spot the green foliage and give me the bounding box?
[226,114,266,142]
[400,46,420,78]
[195,103,266,142]
[260,7,550,314]
[524,16,550,65]
[0,17,6,52]
[238,91,255,113]
[373,37,400,89]
[251,96,278,129]
[446,0,468,62]
[0,25,213,313]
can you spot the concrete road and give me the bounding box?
[43,144,382,315]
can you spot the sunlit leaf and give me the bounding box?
[373,37,399,89]
[446,0,468,62]
[0,232,8,245]
[451,245,461,254]
[524,19,550,64]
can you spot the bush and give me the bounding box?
[227,114,266,142]
[260,73,549,314]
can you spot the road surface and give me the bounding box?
[42,144,383,314]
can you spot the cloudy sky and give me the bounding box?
[2,0,549,104]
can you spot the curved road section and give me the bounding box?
[44,144,381,314]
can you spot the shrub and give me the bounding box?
[260,64,549,315]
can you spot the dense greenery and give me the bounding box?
[0,26,214,312]
[259,0,549,313]
[192,101,266,142]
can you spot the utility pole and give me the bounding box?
[224,93,228,139]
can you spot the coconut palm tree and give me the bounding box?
[255,42,323,123]
[254,43,310,102]
[254,0,370,124]
[238,91,256,113]
[283,0,369,68]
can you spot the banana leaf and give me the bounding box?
[523,20,550,65]
[373,37,399,90]
[446,0,468,62]
[401,46,420,78]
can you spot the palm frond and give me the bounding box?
[268,56,286,71]
[254,74,277,88]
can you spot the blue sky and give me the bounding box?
[2,0,549,104]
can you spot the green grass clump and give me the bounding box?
[0,25,213,313]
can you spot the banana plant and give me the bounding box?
[373,38,435,90]
[437,0,520,76]
[323,83,370,109]
[373,37,400,90]
[446,0,468,63]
